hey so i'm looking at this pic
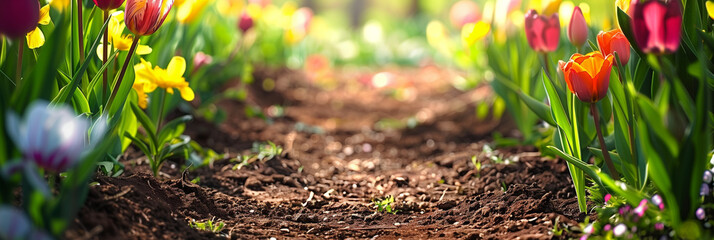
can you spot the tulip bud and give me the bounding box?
[524,10,560,53]
[238,11,254,33]
[567,6,588,48]
[560,52,614,103]
[192,51,212,71]
[5,101,98,173]
[125,0,174,36]
[0,0,40,39]
[93,0,125,11]
[597,29,631,65]
[630,0,681,55]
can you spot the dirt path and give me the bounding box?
[66,66,584,239]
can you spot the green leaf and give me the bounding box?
[54,15,111,105]
[616,8,645,58]
[129,103,158,153]
[545,146,603,187]
[158,115,192,144]
[636,96,678,157]
[517,91,556,126]
[124,132,152,159]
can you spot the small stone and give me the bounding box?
[245,177,264,191]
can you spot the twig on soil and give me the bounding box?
[302,191,315,207]
[104,187,132,201]
[438,188,448,202]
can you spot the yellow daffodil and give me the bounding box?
[707,1,714,20]
[461,21,490,47]
[177,0,211,24]
[616,0,631,13]
[97,12,152,59]
[49,0,70,12]
[217,0,244,17]
[26,5,51,49]
[542,0,562,16]
[133,57,194,105]
[132,81,150,109]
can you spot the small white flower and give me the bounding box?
[5,101,99,172]
[583,223,594,234]
[613,224,627,237]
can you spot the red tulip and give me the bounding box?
[525,10,560,53]
[630,0,681,55]
[597,29,631,65]
[567,6,588,48]
[238,11,253,33]
[560,51,614,103]
[93,0,125,10]
[125,0,174,36]
[0,0,40,39]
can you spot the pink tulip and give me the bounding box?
[125,0,174,36]
[568,6,588,48]
[630,0,681,54]
[525,10,560,52]
[0,0,40,39]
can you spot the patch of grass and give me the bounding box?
[232,141,283,170]
[373,195,398,214]
[189,217,225,233]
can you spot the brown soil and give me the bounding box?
[66,66,584,239]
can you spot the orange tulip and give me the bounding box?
[597,29,631,65]
[125,0,174,36]
[560,51,614,103]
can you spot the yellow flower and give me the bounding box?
[133,57,194,102]
[542,0,562,16]
[177,0,211,24]
[132,81,150,109]
[461,21,490,47]
[616,0,631,13]
[97,12,152,59]
[707,1,714,20]
[49,0,70,12]
[217,0,244,17]
[26,5,51,49]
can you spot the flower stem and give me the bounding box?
[106,37,140,112]
[592,103,620,180]
[15,41,23,84]
[542,52,552,80]
[103,10,109,102]
[157,88,167,130]
[77,0,85,62]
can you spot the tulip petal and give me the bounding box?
[642,1,667,53]
[26,27,45,49]
[663,1,682,53]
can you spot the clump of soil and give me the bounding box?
[66,66,584,239]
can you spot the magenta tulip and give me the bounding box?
[93,0,125,10]
[630,0,682,55]
[525,9,560,52]
[568,6,588,48]
[238,11,253,33]
[0,0,40,39]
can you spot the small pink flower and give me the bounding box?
[604,194,612,203]
[633,199,648,217]
[238,11,253,33]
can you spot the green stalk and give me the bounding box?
[106,37,140,111]
[156,89,167,130]
[103,10,109,102]
[15,41,23,84]
[77,0,85,62]
[592,103,620,180]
